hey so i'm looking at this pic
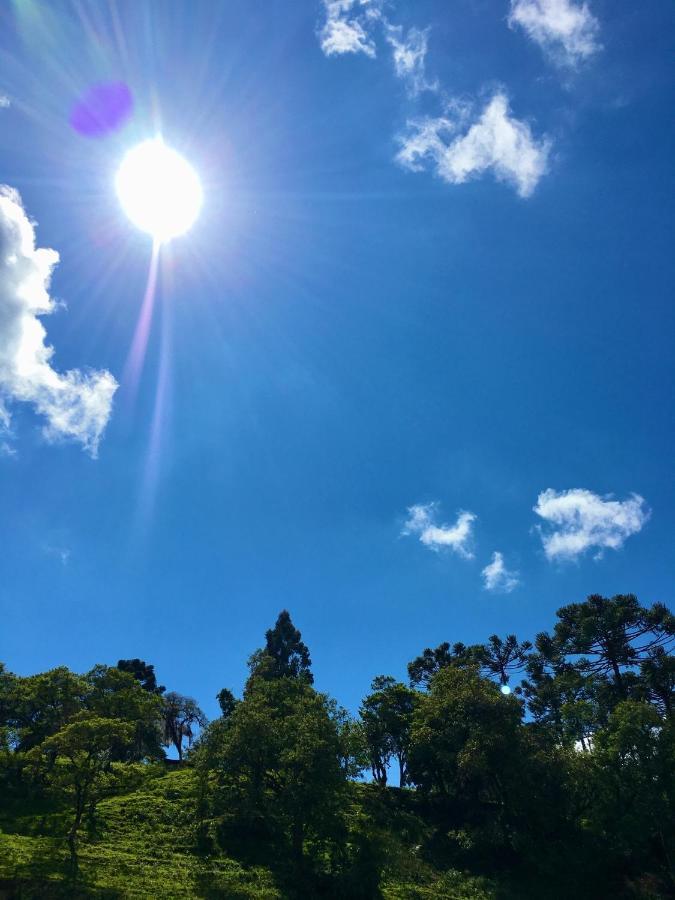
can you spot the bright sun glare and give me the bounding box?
[115,139,203,243]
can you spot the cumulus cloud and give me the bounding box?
[385,24,437,95]
[397,93,550,197]
[0,187,117,456]
[319,0,382,58]
[482,551,520,593]
[402,503,477,558]
[534,488,649,561]
[508,0,600,67]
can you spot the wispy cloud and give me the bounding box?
[508,0,600,67]
[44,543,71,566]
[385,24,437,96]
[534,488,649,561]
[397,93,550,198]
[482,551,520,593]
[0,186,117,456]
[319,0,382,58]
[0,96,10,109]
[318,1,436,96]
[0,403,16,457]
[402,503,477,558]
[319,6,553,195]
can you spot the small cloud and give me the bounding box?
[385,24,437,95]
[508,0,600,67]
[402,502,477,559]
[397,92,551,198]
[0,96,10,109]
[319,0,382,58]
[44,544,71,566]
[0,186,117,455]
[482,551,520,593]
[534,488,650,562]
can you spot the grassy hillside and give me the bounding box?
[0,768,495,899]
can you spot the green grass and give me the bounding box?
[0,770,280,898]
[0,770,497,899]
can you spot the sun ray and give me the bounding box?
[122,239,160,397]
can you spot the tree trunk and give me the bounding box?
[371,758,387,786]
[398,754,407,788]
[68,789,85,874]
[291,819,304,869]
[610,659,626,697]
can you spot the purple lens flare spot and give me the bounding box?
[70,82,133,137]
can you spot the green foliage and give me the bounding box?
[408,642,475,689]
[4,666,88,752]
[408,665,522,810]
[361,676,417,787]
[85,665,164,760]
[474,635,531,686]
[200,675,346,878]
[248,609,314,685]
[116,658,165,694]
[552,593,674,698]
[162,691,207,762]
[584,701,675,888]
[216,686,237,718]
[0,769,282,898]
[26,713,136,860]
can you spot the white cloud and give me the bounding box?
[482,551,520,593]
[508,0,600,67]
[0,96,10,109]
[397,93,550,197]
[319,0,382,58]
[534,488,649,561]
[385,24,437,95]
[403,503,477,559]
[0,186,117,456]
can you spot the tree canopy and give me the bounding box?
[1,595,673,897]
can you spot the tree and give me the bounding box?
[638,647,675,718]
[407,641,475,689]
[518,632,601,749]
[360,676,417,787]
[521,595,674,743]
[162,692,207,761]
[216,687,237,719]
[85,665,164,760]
[475,634,532,687]
[5,667,87,752]
[248,610,314,685]
[407,665,528,849]
[0,663,16,750]
[330,703,368,780]
[201,675,346,875]
[585,701,675,890]
[27,713,134,864]
[552,594,674,699]
[116,658,165,694]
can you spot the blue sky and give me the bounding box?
[0,0,673,720]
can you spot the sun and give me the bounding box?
[115,139,203,243]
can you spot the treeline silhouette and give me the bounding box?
[1,594,673,898]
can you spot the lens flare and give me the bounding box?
[115,139,203,242]
[70,82,133,138]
